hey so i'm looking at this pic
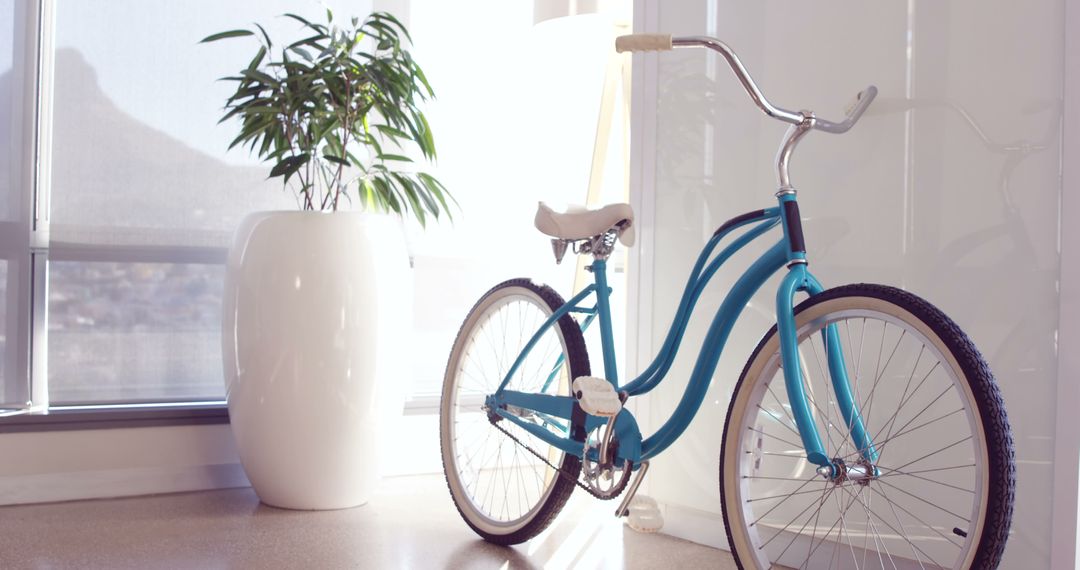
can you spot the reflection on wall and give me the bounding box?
[643,1,1062,567]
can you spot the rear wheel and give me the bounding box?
[440,279,590,545]
[721,284,1014,569]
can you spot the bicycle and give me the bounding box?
[440,34,1015,569]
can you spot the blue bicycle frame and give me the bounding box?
[485,192,878,473]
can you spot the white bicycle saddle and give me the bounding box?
[534,202,636,247]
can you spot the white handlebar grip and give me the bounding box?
[615,34,673,53]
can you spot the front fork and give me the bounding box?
[775,194,878,476]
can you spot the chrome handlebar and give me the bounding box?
[813,86,878,134]
[616,34,876,135]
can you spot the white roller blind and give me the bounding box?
[45,0,370,404]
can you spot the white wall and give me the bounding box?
[0,414,449,506]
[631,1,1066,566]
[0,425,247,505]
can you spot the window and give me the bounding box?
[404,2,633,398]
[4,0,631,416]
[1,0,31,412]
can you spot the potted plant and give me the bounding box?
[204,10,450,510]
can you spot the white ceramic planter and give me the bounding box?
[223,211,410,510]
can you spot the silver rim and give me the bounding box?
[724,297,989,570]
[440,286,574,536]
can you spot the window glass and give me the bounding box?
[0,0,28,407]
[48,261,224,403]
[0,260,7,398]
[0,0,13,222]
[46,1,369,403]
[44,0,631,404]
[405,3,631,396]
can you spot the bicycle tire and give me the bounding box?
[720,284,1014,569]
[440,278,590,545]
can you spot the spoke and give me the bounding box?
[793,484,867,566]
[877,345,926,457]
[749,476,824,527]
[760,483,835,550]
[866,489,895,570]
[883,464,975,477]
[749,485,844,504]
[829,485,941,570]
[841,406,966,464]
[875,484,965,549]
[749,426,803,451]
[837,484,949,569]
[886,435,973,475]
[799,486,829,569]
[484,312,507,384]
[876,465,975,495]
[875,477,970,523]
[767,384,802,436]
[877,482,928,569]
[757,404,803,440]
[746,475,828,482]
[482,436,503,515]
[855,318,866,383]
[752,450,807,459]
[458,425,495,476]
[866,362,941,453]
[832,483,859,570]
[875,386,956,460]
[862,328,907,440]
[511,443,524,518]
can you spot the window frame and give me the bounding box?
[1,0,238,427]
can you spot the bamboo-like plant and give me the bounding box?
[202,10,451,223]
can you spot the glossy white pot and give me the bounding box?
[223,211,410,510]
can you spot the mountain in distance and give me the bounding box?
[47,48,292,248]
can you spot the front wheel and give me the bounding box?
[721,284,1015,569]
[440,278,591,545]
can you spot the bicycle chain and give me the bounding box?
[490,420,626,500]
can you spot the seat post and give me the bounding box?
[589,257,619,385]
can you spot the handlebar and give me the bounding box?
[813,86,877,134]
[616,33,876,135]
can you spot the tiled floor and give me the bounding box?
[0,474,736,569]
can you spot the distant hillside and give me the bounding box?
[45,48,292,247]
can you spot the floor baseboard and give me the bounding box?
[0,463,250,506]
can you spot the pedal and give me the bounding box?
[625,495,664,533]
[572,376,622,417]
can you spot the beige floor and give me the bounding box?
[0,474,736,569]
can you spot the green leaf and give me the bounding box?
[282,13,327,34]
[417,112,436,159]
[200,29,254,43]
[374,124,409,139]
[288,45,315,62]
[269,153,310,178]
[287,34,329,50]
[323,152,349,166]
[377,153,413,163]
[241,68,279,85]
[247,45,267,71]
[254,23,273,48]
